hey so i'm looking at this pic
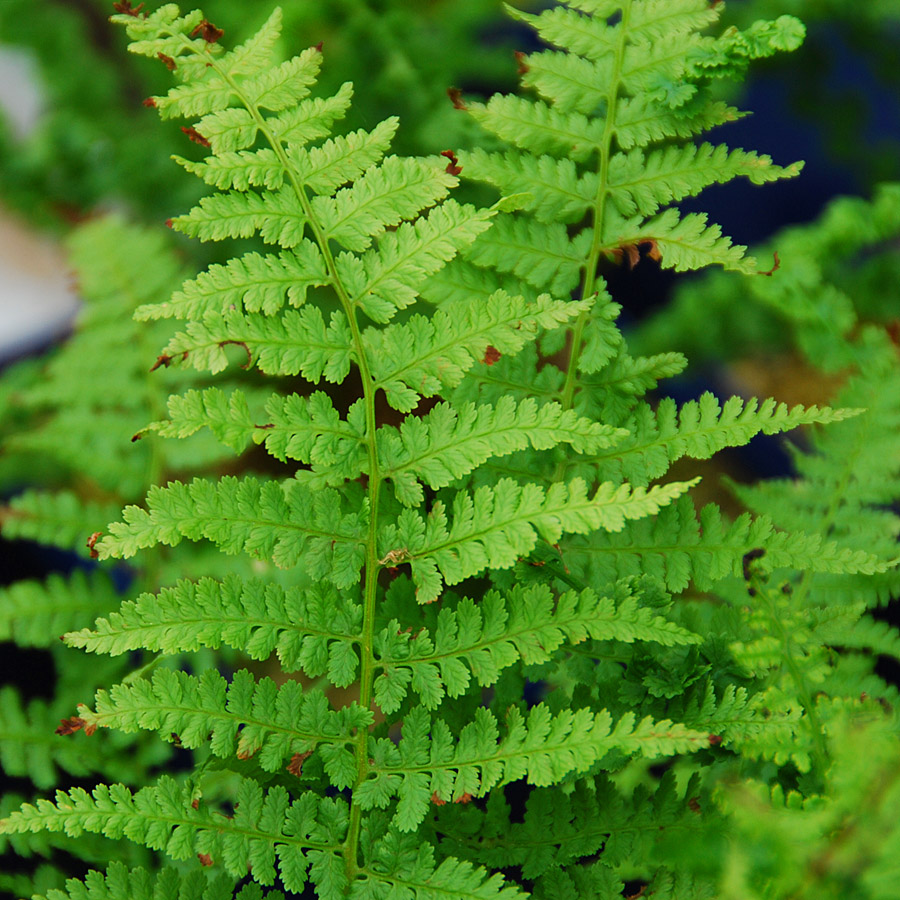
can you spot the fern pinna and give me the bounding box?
[2,3,896,900]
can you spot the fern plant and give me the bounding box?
[2,3,898,899]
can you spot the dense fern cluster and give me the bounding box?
[1,2,899,899]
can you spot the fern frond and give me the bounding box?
[1,491,122,555]
[366,291,591,412]
[379,397,626,507]
[335,200,496,322]
[383,476,697,602]
[65,575,361,682]
[372,583,698,713]
[435,770,699,879]
[466,214,590,295]
[33,862,269,900]
[607,143,802,217]
[0,570,119,647]
[0,776,348,896]
[566,496,889,594]
[358,705,709,831]
[311,156,456,253]
[95,477,366,586]
[163,307,353,378]
[79,669,368,781]
[138,242,329,320]
[588,392,862,486]
[359,829,525,900]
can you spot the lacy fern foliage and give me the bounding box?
[2,3,899,900]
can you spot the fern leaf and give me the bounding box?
[373,584,699,713]
[170,187,307,246]
[164,306,353,379]
[607,143,803,217]
[566,497,890,594]
[590,393,863,485]
[614,96,743,150]
[65,575,362,682]
[311,156,456,253]
[601,208,756,273]
[33,863,267,900]
[0,777,347,895]
[358,705,709,831]
[289,117,398,194]
[366,290,590,412]
[336,200,496,323]
[174,147,285,191]
[458,149,597,224]
[467,95,605,162]
[0,491,122,555]
[360,831,525,900]
[0,570,119,648]
[95,477,366,586]
[466,214,589,296]
[80,669,368,779]
[381,477,698,603]
[379,397,626,507]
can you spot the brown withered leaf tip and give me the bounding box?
[611,240,662,269]
[441,150,462,176]
[56,716,96,736]
[142,97,157,108]
[514,50,529,75]
[757,250,781,276]
[454,792,473,804]
[157,52,176,71]
[191,20,224,43]
[197,853,214,867]
[181,126,211,148]
[287,750,314,777]
[431,792,447,806]
[708,734,723,746]
[314,41,324,52]
[688,797,701,813]
[87,532,102,559]
[150,354,174,372]
[482,345,501,366]
[112,1,146,16]
[447,87,467,110]
[191,798,200,810]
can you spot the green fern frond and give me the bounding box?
[566,496,889,595]
[586,392,862,486]
[79,668,369,779]
[435,770,699,879]
[379,397,626,507]
[358,705,708,831]
[359,829,525,900]
[65,575,361,681]
[0,570,119,647]
[382,476,698,602]
[34,862,276,900]
[373,583,698,713]
[0,776,347,896]
[96,476,367,585]
[1,491,122,555]
[365,291,590,412]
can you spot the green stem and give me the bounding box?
[553,0,632,482]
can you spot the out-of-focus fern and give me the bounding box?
[1,4,899,900]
